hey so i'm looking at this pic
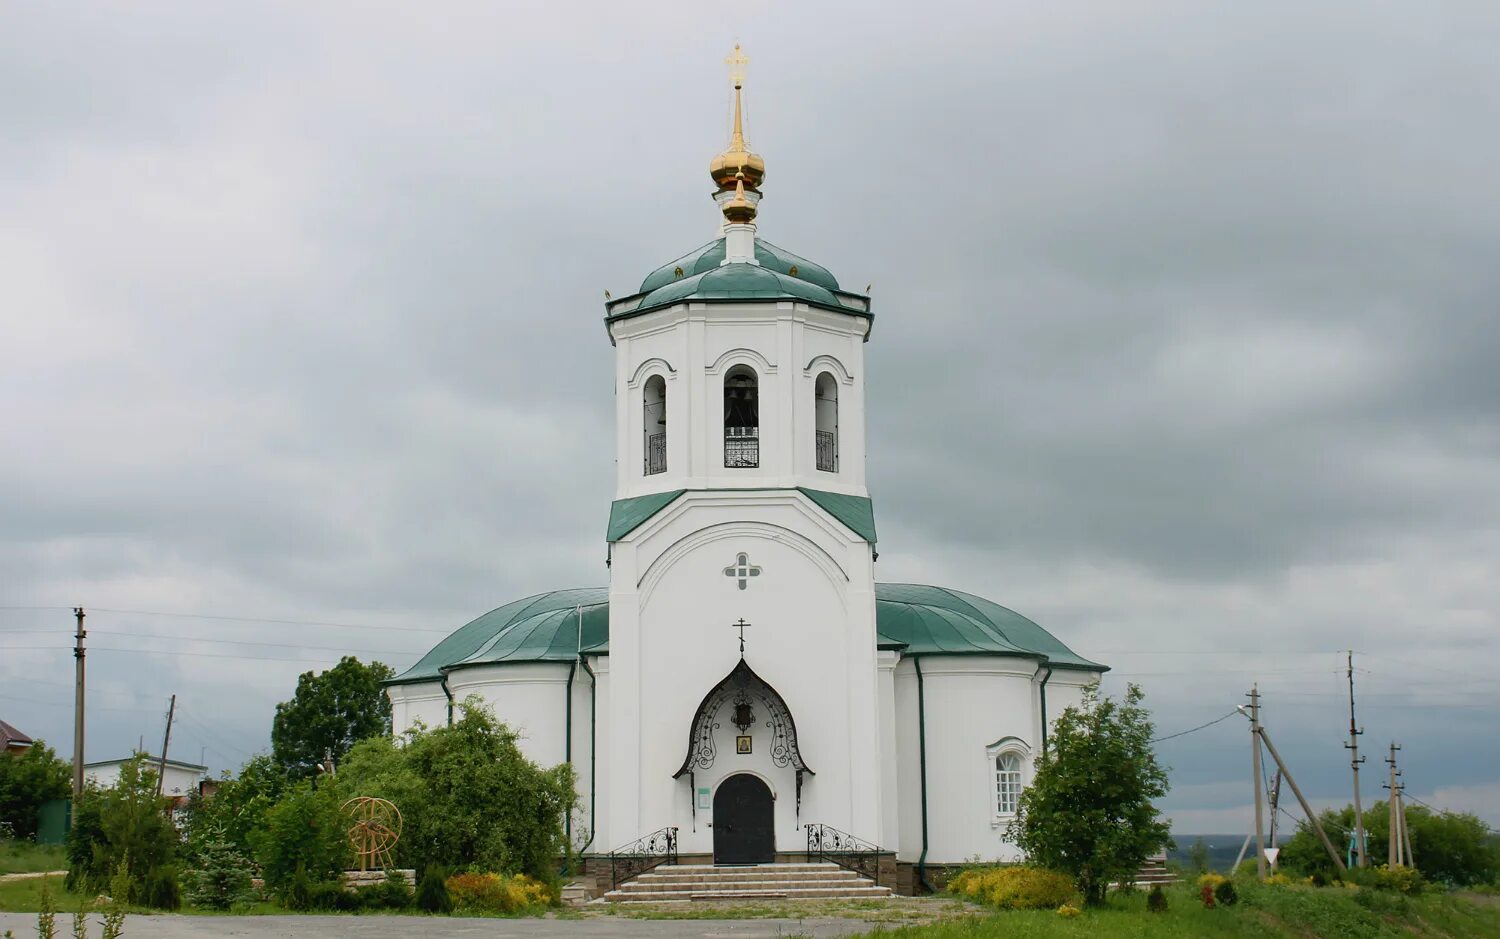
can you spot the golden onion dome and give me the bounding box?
[710,46,765,191]
[721,173,758,224]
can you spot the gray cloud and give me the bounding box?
[2,1,1496,828]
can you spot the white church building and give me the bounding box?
[386,50,1106,893]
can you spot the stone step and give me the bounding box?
[616,876,864,892]
[632,870,863,885]
[656,863,843,874]
[606,885,893,903]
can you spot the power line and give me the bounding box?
[87,607,450,633]
[1152,709,1240,743]
[0,627,425,655]
[0,605,448,634]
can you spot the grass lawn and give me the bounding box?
[0,842,65,875]
[849,882,1500,939]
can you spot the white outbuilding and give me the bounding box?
[387,54,1105,893]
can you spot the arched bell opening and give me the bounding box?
[674,658,812,829]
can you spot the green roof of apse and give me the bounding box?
[387,583,1103,685]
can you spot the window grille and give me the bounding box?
[724,427,759,468]
[645,433,666,475]
[815,429,837,472]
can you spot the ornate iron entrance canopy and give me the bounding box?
[673,657,812,779]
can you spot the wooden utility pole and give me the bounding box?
[1250,685,1267,879]
[1345,651,1368,867]
[1400,790,1415,868]
[72,607,86,799]
[1386,742,1402,866]
[1258,723,1347,872]
[1267,770,1283,863]
[155,694,177,798]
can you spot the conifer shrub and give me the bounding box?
[1147,883,1168,913]
[416,865,453,913]
[184,837,255,911]
[947,865,1075,910]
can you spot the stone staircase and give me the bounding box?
[603,861,893,903]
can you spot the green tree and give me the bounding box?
[65,755,181,907]
[337,700,576,882]
[248,780,351,897]
[271,656,394,778]
[1010,683,1171,906]
[1281,801,1497,886]
[0,739,70,839]
[1188,837,1210,874]
[180,753,288,860]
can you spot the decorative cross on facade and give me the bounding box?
[723,552,762,590]
[729,618,751,657]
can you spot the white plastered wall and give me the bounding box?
[611,301,870,499]
[604,489,880,854]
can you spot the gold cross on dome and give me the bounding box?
[725,43,749,88]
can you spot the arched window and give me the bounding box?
[814,372,838,472]
[995,752,1022,816]
[643,375,666,475]
[723,365,759,468]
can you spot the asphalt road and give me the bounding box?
[0,912,873,938]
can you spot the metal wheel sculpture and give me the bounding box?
[342,796,402,871]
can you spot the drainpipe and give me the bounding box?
[565,659,576,845]
[579,654,598,855]
[914,656,935,894]
[439,671,455,727]
[1038,665,1053,756]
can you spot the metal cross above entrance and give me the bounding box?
[723,552,762,590]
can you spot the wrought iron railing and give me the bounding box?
[805,823,886,885]
[725,427,759,468]
[815,430,837,472]
[608,826,678,888]
[646,433,666,475]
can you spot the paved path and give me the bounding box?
[0,870,67,882]
[0,913,873,938]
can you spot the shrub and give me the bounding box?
[1214,879,1238,906]
[336,702,575,882]
[1010,684,1170,906]
[1147,883,1167,912]
[444,871,552,914]
[948,866,1075,910]
[356,870,413,910]
[416,865,453,913]
[0,741,70,840]
[65,756,182,909]
[1056,904,1081,918]
[183,837,255,910]
[1373,864,1424,895]
[249,782,350,901]
[1200,883,1216,908]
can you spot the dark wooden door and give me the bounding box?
[713,774,774,864]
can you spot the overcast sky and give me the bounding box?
[3,2,1496,834]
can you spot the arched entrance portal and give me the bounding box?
[713,774,774,864]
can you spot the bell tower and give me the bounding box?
[600,46,884,855]
[604,46,873,504]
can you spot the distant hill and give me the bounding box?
[1170,833,1292,873]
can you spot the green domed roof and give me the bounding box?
[388,584,1103,686]
[639,238,841,293]
[605,237,871,325]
